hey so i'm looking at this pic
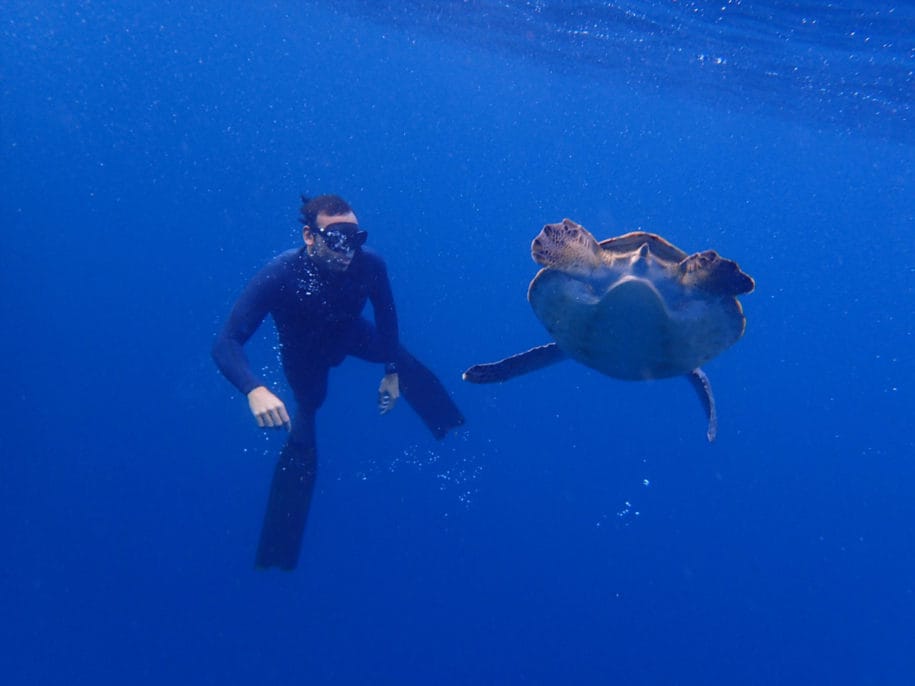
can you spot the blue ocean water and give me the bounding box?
[1,1,913,684]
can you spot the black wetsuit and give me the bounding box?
[213,245,463,569]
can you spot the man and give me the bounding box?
[213,194,464,570]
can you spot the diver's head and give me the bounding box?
[301,194,368,272]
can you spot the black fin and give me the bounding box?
[256,439,317,571]
[397,348,465,440]
[462,342,567,383]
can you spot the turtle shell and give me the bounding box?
[528,227,750,380]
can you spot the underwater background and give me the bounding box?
[2,1,913,684]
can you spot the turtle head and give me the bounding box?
[531,219,604,277]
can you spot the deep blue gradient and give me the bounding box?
[1,2,913,684]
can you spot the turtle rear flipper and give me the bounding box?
[686,367,718,442]
[463,342,567,383]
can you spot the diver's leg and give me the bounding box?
[255,365,329,571]
[255,410,318,570]
[342,318,465,439]
[396,346,465,439]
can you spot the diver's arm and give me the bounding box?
[367,256,399,361]
[367,255,401,413]
[213,264,293,428]
[212,264,277,396]
[247,386,291,430]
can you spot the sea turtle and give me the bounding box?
[462,218,755,441]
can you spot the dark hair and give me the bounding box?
[299,194,353,227]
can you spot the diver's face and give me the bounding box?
[304,210,359,271]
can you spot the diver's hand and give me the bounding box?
[247,386,291,430]
[378,373,400,415]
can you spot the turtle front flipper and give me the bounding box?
[462,343,567,383]
[686,367,718,442]
[678,250,755,296]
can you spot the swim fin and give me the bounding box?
[255,440,317,570]
[396,347,465,440]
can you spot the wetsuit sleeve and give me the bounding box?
[367,257,399,366]
[212,263,280,395]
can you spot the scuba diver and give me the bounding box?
[212,193,464,570]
